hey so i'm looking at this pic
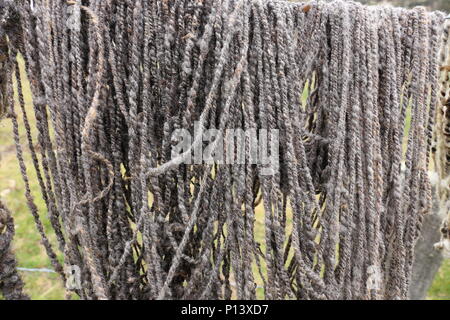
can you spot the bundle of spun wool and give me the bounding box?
[0,0,448,300]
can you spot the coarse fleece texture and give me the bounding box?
[0,0,448,300]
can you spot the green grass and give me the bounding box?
[428,261,450,300]
[0,59,448,300]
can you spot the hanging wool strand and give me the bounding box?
[0,0,448,300]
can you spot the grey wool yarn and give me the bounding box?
[0,201,28,300]
[0,0,448,300]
